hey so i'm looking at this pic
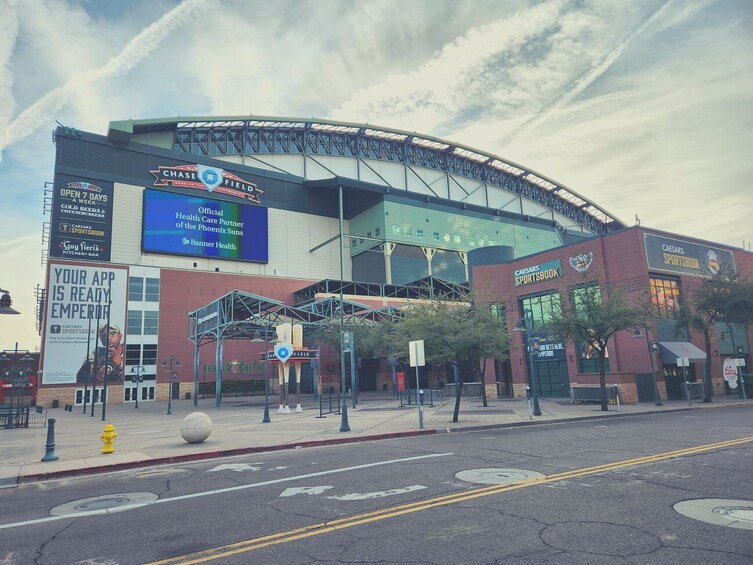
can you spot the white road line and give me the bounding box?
[327,485,426,500]
[0,453,452,531]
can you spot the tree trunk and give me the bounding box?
[453,378,463,423]
[480,359,488,407]
[599,351,608,412]
[703,329,712,403]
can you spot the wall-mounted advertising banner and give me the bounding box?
[41,263,128,385]
[530,337,566,361]
[49,175,114,261]
[514,260,562,287]
[644,233,736,277]
[150,164,263,204]
[143,189,268,263]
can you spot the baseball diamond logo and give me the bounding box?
[150,164,263,203]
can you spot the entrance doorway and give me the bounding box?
[359,359,379,392]
[663,365,696,400]
[532,360,570,397]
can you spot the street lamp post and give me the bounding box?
[130,365,144,409]
[513,319,541,417]
[252,330,277,424]
[161,355,180,415]
[338,185,350,432]
[632,327,662,406]
[1,343,33,429]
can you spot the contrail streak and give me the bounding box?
[0,0,214,162]
[505,0,675,145]
[0,0,20,130]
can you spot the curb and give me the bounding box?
[10,400,751,485]
[437,400,752,434]
[15,429,438,485]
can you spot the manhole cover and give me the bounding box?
[50,492,158,517]
[455,468,546,485]
[674,499,753,530]
[711,506,753,521]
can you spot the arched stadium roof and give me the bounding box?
[108,115,624,235]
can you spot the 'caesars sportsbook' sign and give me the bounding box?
[514,260,562,287]
[644,234,735,277]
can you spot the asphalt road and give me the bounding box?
[1,407,752,564]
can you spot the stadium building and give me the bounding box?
[469,226,753,403]
[38,116,632,408]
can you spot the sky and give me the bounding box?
[1,0,752,352]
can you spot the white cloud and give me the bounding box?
[0,0,217,160]
[0,0,752,352]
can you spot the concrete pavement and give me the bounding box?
[1,391,750,486]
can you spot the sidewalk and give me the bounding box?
[1,391,750,486]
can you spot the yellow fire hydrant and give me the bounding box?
[100,423,118,454]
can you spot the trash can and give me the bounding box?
[51,399,59,409]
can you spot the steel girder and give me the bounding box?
[167,120,621,235]
[292,277,469,307]
[188,290,328,346]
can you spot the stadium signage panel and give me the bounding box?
[530,337,566,361]
[142,189,268,263]
[514,260,562,287]
[150,164,263,204]
[644,233,735,277]
[50,175,114,261]
[42,263,127,385]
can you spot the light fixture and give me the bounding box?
[0,289,20,315]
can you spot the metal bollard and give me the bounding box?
[41,418,59,462]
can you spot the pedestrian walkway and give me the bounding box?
[1,391,750,486]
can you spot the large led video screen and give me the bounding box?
[142,189,268,263]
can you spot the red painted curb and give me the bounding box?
[17,429,437,484]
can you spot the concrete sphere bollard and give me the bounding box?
[180,412,212,444]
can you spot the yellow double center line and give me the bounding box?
[150,436,753,565]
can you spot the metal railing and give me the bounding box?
[317,393,342,418]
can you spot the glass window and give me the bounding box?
[491,303,506,329]
[125,344,141,365]
[128,277,143,301]
[578,349,611,373]
[573,285,601,314]
[404,227,412,237]
[521,293,561,331]
[367,231,372,238]
[416,229,424,239]
[352,239,357,247]
[392,225,400,235]
[375,227,381,237]
[649,277,681,318]
[144,278,160,302]
[453,234,461,244]
[469,237,476,246]
[143,311,159,335]
[142,344,158,365]
[127,310,142,335]
[479,238,485,246]
[433,232,440,241]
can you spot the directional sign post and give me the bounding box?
[409,340,426,429]
[676,357,692,406]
